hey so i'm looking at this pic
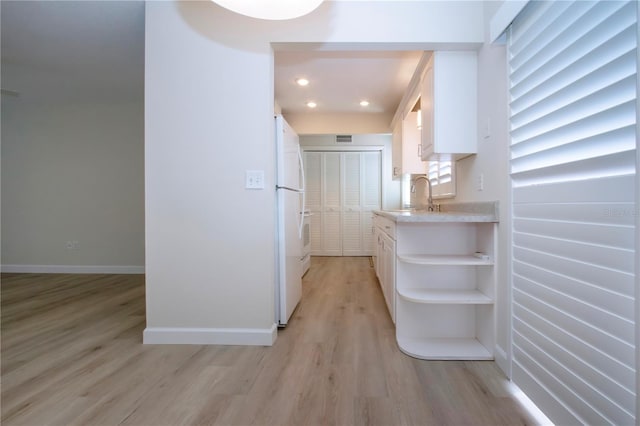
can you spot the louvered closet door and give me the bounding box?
[304,152,322,255]
[361,152,381,256]
[508,1,637,425]
[342,153,362,256]
[322,152,342,256]
[304,150,381,256]
[341,151,381,256]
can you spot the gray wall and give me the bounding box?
[2,73,144,272]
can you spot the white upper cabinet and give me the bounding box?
[392,111,425,178]
[402,110,425,174]
[420,51,478,161]
[391,51,478,171]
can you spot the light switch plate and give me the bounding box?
[245,170,265,189]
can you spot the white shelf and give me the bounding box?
[397,336,493,360]
[397,254,493,266]
[397,288,493,304]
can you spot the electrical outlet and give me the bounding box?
[477,173,484,191]
[483,118,491,139]
[65,240,79,250]
[245,170,265,189]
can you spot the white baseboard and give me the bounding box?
[495,344,510,378]
[1,264,145,274]
[143,324,278,346]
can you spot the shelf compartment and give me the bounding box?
[397,288,493,304]
[397,254,493,266]
[397,335,493,360]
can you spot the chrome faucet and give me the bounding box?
[410,175,436,212]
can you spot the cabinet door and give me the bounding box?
[342,151,381,256]
[420,51,477,160]
[373,225,381,278]
[391,120,403,179]
[378,232,386,288]
[402,111,425,174]
[420,65,434,161]
[382,233,396,322]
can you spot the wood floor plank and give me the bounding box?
[1,258,541,426]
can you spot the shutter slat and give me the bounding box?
[513,246,634,297]
[513,174,634,203]
[514,317,636,420]
[511,1,594,67]
[513,232,634,273]
[513,332,635,425]
[512,50,636,123]
[514,260,634,322]
[511,150,636,187]
[512,71,636,139]
[514,273,635,343]
[513,288,636,367]
[512,123,635,167]
[514,304,636,392]
[512,99,635,150]
[513,203,637,227]
[514,217,635,250]
[511,2,634,90]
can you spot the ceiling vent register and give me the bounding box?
[336,135,353,143]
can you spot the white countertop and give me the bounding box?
[374,202,499,223]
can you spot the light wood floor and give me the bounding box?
[1,257,537,426]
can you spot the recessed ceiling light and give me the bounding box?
[360,100,370,107]
[296,78,310,86]
[306,101,317,108]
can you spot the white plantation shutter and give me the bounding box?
[509,1,637,425]
[428,160,454,197]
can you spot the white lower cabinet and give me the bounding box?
[394,221,496,360]
[373,214,396,323]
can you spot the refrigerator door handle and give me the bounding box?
[276,185,303,192]
[298,192,304,239]
[297,146,306,240]
[297,146,306,192]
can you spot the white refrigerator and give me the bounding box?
[275,115,304,326]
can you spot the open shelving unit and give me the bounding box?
[397,336,493,360]
[397,288,493,304]
[394,221,497,360]
[397,254,493,266]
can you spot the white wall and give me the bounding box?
[445,0,511,374]
[144,0,484,344]
[299,133,401,210]
[1,67,145,273]
[285,112,393,134]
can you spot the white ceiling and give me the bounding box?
[275,50,422,116]
[2,1,420,115]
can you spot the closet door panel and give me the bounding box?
[361,152,381,256]
[304,152,323,255]
[323,212,342,255]
[322,152,342,255]
[342,152,363,256]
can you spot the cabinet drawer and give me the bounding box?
[374,214,396,240]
